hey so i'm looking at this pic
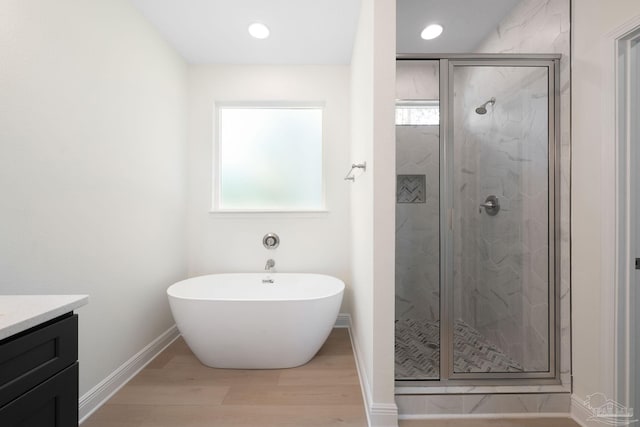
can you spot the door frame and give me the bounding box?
[601,17,640,413]
[443,57,560,382]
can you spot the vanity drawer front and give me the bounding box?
[0,362,78,427]
[0,314,77,408]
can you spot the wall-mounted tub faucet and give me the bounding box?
[265,259,275,272]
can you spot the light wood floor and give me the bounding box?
[82,328,580,427]
[82,328,368,427]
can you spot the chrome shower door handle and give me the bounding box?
[479,195,500,216]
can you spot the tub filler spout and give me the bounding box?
[265,258,275,272]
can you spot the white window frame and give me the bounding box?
[211,101,327,214]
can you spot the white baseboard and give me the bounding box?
[341,313,399,427]
[335,313,351,328]
[78,325,180,424]
[570,393,636,427]
[370,402,401,426]
[570,394,595,427]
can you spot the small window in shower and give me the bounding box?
[213,104,324,212]
[395,101,440,126]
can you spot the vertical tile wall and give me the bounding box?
[395,61,440,324]
[452,65,550,371]
[471,0,571,385]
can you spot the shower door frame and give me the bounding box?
[395,54,562,387]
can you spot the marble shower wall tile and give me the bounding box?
[396,61,439,100]
[395,60,442,323]
[395,126,440,322]
[477,0,570,382]
[453,65,550,372]
[396,393,570,416]
[450,0,570,380]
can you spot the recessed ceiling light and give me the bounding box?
[421,24,443,40]
[248,22,270,39]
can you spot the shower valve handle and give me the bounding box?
[479,195,500,216]
[480,201,497,208]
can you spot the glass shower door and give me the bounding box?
[447,61,556,378]
[394,57,559,385]
[395,60,441,380]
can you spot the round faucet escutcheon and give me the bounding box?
[263,233,280,249]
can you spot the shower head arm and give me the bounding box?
[481,97,496,108]
[475,97,496,115]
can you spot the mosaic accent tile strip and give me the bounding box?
[395,318,523,379]
[397,175,426,203]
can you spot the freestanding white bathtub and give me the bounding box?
[167,273,344,369]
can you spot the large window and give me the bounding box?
[214,105,324,212]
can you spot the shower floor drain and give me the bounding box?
[395,318,523,380]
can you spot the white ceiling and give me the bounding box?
[129,0,361,64]
[129,0,524,64]
[397,0,523,54]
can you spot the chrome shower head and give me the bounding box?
[475,97,496,115]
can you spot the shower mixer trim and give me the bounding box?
[480,195,500,216]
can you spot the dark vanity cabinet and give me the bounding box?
[0,313,79,427]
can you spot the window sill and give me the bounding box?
[208,210,329,219]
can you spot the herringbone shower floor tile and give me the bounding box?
[395,319,523,379]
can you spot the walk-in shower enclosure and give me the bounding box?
[395,55,560,385]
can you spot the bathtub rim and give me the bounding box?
[167,272,345,303]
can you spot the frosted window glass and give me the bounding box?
[218,107,323,211]
[395,102,440,126]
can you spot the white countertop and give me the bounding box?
[0,295,89,341]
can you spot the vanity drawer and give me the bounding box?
[0,362,78,427]
[0,314,77,408]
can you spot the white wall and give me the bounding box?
[350,0,398,424]
[186,65,351,306]
[0,0,188,395]
[572,0,640,406]
[350,0,375,409]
